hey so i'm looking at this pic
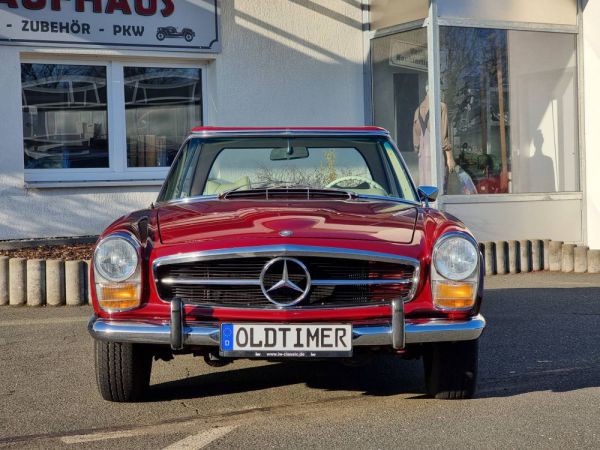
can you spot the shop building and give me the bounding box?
[0,0,598,247]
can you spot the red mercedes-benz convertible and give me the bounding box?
[89,126,485,402]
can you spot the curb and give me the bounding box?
[480,239,599,276]
[0,258,90,307]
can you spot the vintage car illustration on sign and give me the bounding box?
[88,127,486,402]
[156,26,195,42]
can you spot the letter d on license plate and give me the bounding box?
[220,323,352,358]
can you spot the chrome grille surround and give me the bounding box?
[152,245,421,309]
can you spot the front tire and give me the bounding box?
[95,340,152,402]
[423,339,479,399]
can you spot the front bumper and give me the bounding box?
[88,300,486,351]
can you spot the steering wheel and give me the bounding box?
[325,176,386,193]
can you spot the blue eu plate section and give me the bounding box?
[221,323,234,351]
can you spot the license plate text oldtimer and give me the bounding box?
[220,323,353,358]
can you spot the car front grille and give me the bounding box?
[154,249,419,309]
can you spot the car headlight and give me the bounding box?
[93,234,141,312]
[95,236,139,282]
[431,233,479,310]
[433,235,478,281]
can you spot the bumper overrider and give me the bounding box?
[88,299,486,351]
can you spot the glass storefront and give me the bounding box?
[370,0,580,197]
[440,27,579,195]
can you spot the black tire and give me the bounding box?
[184,32,193,42]
[423,339,479,399]
[95,340,152,402]
[156,32,165,41]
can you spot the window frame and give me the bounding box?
[21,57,207,183]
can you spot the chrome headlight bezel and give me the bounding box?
[93,233,140,283]
[432,233,479,282]
[430,232,480,312]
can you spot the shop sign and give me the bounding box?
[0,0,220,52]
[389,38,427,72]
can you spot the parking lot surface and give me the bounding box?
[1,273,599,449]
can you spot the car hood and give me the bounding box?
[157,198,419,245]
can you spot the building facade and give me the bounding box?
[0,0,598,247]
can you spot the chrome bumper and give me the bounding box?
[88,302,485,350]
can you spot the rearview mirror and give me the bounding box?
[418,186,439,205]
[270,146,309,161]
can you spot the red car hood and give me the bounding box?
[157,198,419,245]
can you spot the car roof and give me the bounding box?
[190,126,390,138]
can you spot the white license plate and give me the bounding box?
[220,323,353,358]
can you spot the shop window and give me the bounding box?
[22,61,204,183]
[124,67,202,168]
[21,64,109,169]
[437,0,577,27]
[440,27,579,195]
[372,28,430,186]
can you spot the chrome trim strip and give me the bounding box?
[311,279,412,286]
[191,129,391,138]
[153,245,421,305]
[161,278,262,286]
[153,245,419,268]
[161,278,413,287]
[88,314,486,347]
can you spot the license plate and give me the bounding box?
[220,323,353,358]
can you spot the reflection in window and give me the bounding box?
[21,64,109,169]
[124,67,202,168]
[440,27,579,194]
[372,28,429,186]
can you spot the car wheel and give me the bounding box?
[156,32,165,41]
[95,340,152,402]
[184,32,193,42]
[423,339,478,400]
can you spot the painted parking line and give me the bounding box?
[60,418,204,445]
[60,424,238,447]
[0,316,89,327]
[162,426,238,450]
[61,429,149,445]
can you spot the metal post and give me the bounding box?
[391,299,405,349]
[427,0,444,209]
[170,298,184,350]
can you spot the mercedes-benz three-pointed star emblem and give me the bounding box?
[259,257,312,307]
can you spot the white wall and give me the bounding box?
[0,0,366,240]
[583,0,600,248]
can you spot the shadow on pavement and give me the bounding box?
[476,287,600,398]
[147,356,423,401]
[148,286,600,401]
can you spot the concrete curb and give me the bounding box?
[475,239,598,276]
[66,261,86,306]
[1,257,90,307]
[0,256,8,306]
[26,259,46,307]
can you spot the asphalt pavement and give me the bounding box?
[0,272,599,449]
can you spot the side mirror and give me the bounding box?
[418,186,439,206]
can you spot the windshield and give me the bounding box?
[157,136,417,203]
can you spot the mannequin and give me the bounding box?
[413,87,455,186]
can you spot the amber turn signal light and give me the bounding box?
[98,283,140,311]
[433,281,476,310]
